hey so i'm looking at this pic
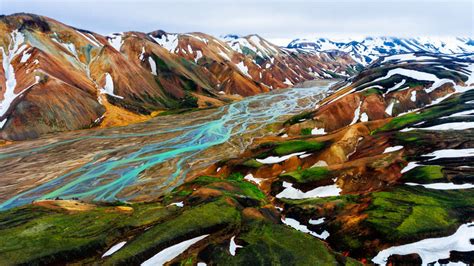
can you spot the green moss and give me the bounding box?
[150,54,169,71]
[401,165,444,182]
[280,167,331,183]
[284,111,313,126]
[374,93,469,133]
[208,221,338,265]
[0,203,177,265]
[274,140,326,156]
[180,93,198,108]
[241,159,263,168]
[364,186,474,241]
[279,194,359,209]
[184,175,266,201]
[228,172,244,181]
[300,128,312,135]
[360,88,382,97]
[106,198,241,264]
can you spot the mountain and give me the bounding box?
[288,36,474,65]
[0,13,358,141]
[2,53,472,265]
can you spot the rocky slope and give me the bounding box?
[288,36,474,65]
[1,53,472,265]
[0,13,357,141]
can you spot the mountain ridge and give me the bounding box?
[0,13,357,140]
[287,36,474,65]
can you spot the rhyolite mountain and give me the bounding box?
[1,53,473,265]
[288,36,474,65]
[0,13,357,141]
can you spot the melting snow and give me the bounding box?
[410,91,417,102]
[283,78,293,86]
[77,31,102,47]
[244,173,263,185]
[406,182,474,190]
[168,201,184,208]
[401,162,420,174]
[20,49,31,63]
[350,101,362,125]
[384,79,407,94]
[372,222,474,266]
[151,33,179,53]
[229,236,242,256]
[218,51,231,61]
[383,146,404,154]
[148,57,157,75]
[416,122,474,131]
[281,217,330,239]
[1,30,36,128]
[276,181,341,199]
[308,217,325,225]
[236,62,251,78]
[372,68,453,94]
[195,50,203,63]
[141,234,209,266]
[99,73,124,99]
[108,33,123,52]
[385,101,395,116]
[422,148,474,161]
[139,47,145,61]
[256,152,306,164]
[382,53,438,63]
[442,110,474,118]
[311,127,326,135]
[102,241,127,257]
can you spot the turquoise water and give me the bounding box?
[0,85,330,210]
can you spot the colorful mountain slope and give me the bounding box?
[0,13,358,141]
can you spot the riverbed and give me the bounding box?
[0,80,334,210]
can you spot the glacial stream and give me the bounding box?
[0,81,333,210]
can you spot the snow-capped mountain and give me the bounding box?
[287,37,474,65]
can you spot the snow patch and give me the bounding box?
[99,73,124,99]
[410,91,417,102]
[244,173,263,185]
[281,217,330,239]
[229,236,242,256]
[168,201,184,208]
[406,182,474,190]
[383,146,404,154]
[151,33,179,53]
[416,122,474,131]
[311,127,326,135]
[256,152,306,164]
[148,57,157,75]
[236,62,251,78]
[276,181,341,199]
[108,33,123,52]
[141,234,209,266]
[308,217,325,225]
[102,241,127,257]
[372,222,474,266]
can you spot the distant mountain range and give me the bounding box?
[287,37,474,65]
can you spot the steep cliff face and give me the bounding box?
[0,14,358,140]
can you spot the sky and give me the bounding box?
[1,0,473,45]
